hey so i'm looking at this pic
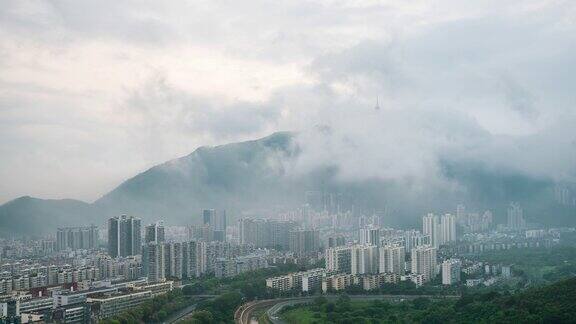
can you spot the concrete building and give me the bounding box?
[144,222,165,244]
[441,214,457,244]
[325,246,352,274]
[108,215,142,258]
[289,229,320,253]
[239,218,297,250]
[411,245,437,283]
[441,259,461,285]
[423,214,441,248]
[164,242,183,279]
[359,225,380,246]
[351,245,378,275]
[507,203,526,230]
[56,225,98,251]
[142,243,165,283]
[203,209,227,241]
[379,244,405,275]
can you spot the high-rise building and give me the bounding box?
[289,229,320,253]
[142,243,165,283]
[328,235,346,248]
[239,218,297,249]
[442,259,461,285]
[403,230,430,252]
[203,209,216,225]
[164,242,183,279]
[507,203,525,230]
[56,225,98,251]
[325,246,352,273]
[422,214,441,248]
[145,221,165,244]
[108,215,142,258]
[411,245,437,283]
[359,225,381,246]
[351,245,379,275]
[202,209,227,241]
[182,241,198,278]
[379,244,405,274]
[440,214,457,243]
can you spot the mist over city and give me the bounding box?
[1,1,575,323]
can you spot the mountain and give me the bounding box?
[0,196,98,237]
[0,131,574,236]
[94,131,305,223]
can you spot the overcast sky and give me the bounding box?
[1,0,575,204]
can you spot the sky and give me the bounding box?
[0,0,575,204]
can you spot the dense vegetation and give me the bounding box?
[99,289,195,324]
[476,246,576,283]
[281,277,576,323]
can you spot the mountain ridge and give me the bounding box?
[1,131,574,237]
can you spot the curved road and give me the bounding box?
[163,295,217,324]
[235,294,460,324]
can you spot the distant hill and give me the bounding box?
[0,196,98,237]
[0,131,574,236]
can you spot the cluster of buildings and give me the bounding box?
[238,218,320,254]
[0,278,173,323]
[56,226,99,252]
[2,200,572,322]
[187,209,227,242]
[0,255,142,296]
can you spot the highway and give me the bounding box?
[236,294,460,324]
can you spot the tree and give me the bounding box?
[184,310,213,324]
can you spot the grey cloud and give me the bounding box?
[1,0,576,205]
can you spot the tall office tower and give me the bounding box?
[351,245,379,275]
[440,214,457,243]
[441,259,461,285]
[143,243,165,283]
[379,244,406,274]
[411,245,437,283]
[145,221,165,244]
[164,242,183,279]
[183,241,199,278]
[507,202,525,230]
[359,225,381,246]
[56,225,99,251]
[108,215,142,258]
[325,246,352,273]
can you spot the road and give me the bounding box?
[163,296,217,324]
[236,294,460,324]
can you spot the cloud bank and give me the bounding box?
[0,0,575,203]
